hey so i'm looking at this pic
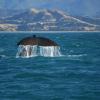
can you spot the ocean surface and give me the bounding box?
[0,32,100,100]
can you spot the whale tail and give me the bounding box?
[16,35,61,58]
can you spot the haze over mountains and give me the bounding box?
[0,8,100,31]
[0,0,100,17]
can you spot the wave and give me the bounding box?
[0,55,7,59]
[54,54,87,61]
[67,54,87,58]
[0,48,4,52]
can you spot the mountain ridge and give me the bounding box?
[0,8,100,31]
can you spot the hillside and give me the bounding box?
[0,8,100,31]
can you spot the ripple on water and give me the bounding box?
[0,48,4,52]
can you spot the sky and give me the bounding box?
[0,0,100,17]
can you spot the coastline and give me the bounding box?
[0,31,100,34]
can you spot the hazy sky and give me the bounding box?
[0,0,100,16]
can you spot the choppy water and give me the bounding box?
[0,32,100,100]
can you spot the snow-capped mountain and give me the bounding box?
[0,8,100,31]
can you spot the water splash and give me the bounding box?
[16,45,62,58]
[40,46,61,57]
[16,45,38,58]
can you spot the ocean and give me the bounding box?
[0,32,100,100]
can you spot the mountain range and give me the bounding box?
[0,8,100,31]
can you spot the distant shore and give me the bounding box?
[0,31,100,34]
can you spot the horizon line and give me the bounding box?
[0,31,100,34]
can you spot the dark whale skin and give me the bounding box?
[17,36,58,46]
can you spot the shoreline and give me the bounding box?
[0,31,100,34]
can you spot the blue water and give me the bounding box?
[0,32,100,100]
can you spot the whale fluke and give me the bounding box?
[17,36,58,46]
[16,35,61,58]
